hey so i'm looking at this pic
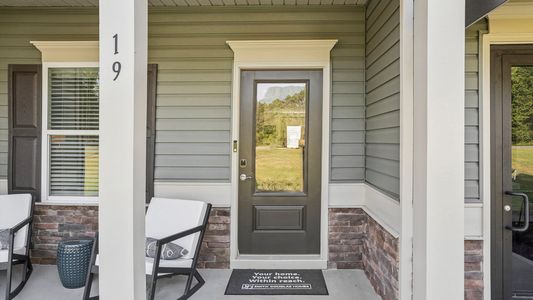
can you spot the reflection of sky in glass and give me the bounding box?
[256,83,306,101]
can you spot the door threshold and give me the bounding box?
[231,254,327,269]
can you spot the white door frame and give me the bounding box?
[480,31,533,300]
[480,5,533,299]
[226,40,337,269]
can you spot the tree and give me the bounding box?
[256,90,305,146]
[511,66,533,145]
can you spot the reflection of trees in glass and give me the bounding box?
[512,67,533,145]
[256,90,305,147]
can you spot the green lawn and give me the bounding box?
[513,147,533,177]
[512,147,533,213]
[255,146,303,192]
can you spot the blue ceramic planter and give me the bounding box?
[57,239,94,289]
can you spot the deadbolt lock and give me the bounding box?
[504,205,511,212]
[240,159,247,168]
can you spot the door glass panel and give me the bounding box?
[255,83,306,193]
[511,66,533,297]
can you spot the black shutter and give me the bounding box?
[8,65,42,201]
[146,64,158,201]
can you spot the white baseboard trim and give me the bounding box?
[3,178,481,240]
[365,184,401,238]
[231,255,327,269]
[328,183,366,207]
[329,182,401,238]
[465,203,483,240]
[328,183,484,240]
[153,181,231,207]
[0,179,7,194]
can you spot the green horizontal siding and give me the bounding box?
[0,6,366,182]
[365,0,400,199]
[464,19,487,203]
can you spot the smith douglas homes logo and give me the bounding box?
[241,271,312,290]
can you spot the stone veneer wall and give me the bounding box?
[363,214,399,300]
[31,205,230,267]
[328,208,366,269]
[197,208,230,269]
[465,240,483,300]
[33,205,99,264]
[33,205,482,300]
[328,208,399,300]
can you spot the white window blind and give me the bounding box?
[49,68,99,130]
[50,135,99,196]
[47,68,99,198]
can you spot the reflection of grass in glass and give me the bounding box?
[255,146,303,192]
[512,146,533,212]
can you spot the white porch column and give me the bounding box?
[98,0,148,298]
[412,0,465,299]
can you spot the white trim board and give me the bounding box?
[0,179,7,195]
[328,182,366,207]
[399,0,415,298]
[329,183,401,238]
[226,39,336,269]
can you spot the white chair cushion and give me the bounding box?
[95,255,192,275]
[145,198,207,260]
[0,194,32,250]
[0,248,26,263]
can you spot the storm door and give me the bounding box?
[492,46,533,299]
[238,70,322,254]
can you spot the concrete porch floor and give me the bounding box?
[0,265,381,300]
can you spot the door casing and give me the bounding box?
[227,40,337,269]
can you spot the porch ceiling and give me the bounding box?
[0,0,367,7]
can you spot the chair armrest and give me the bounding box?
[9,215,33,235]
[156,225,205,246]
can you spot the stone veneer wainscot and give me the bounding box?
[31,205,230,268]
[32,205,482,300]
[465,240,483,300]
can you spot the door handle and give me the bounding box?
[239,174,253,181]
[505,191,530,232]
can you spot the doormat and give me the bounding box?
[224,269,328,295]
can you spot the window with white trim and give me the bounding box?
[44,66,99,203]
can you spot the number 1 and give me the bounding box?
[113,34,118,55]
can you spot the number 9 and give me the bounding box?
[112,61,121,81]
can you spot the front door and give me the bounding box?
[238,70,322,255]
[492,45,533,299]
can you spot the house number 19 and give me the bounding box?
[112,34,121,81]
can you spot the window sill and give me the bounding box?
[36,202,98,207]
[39,196,99,206]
